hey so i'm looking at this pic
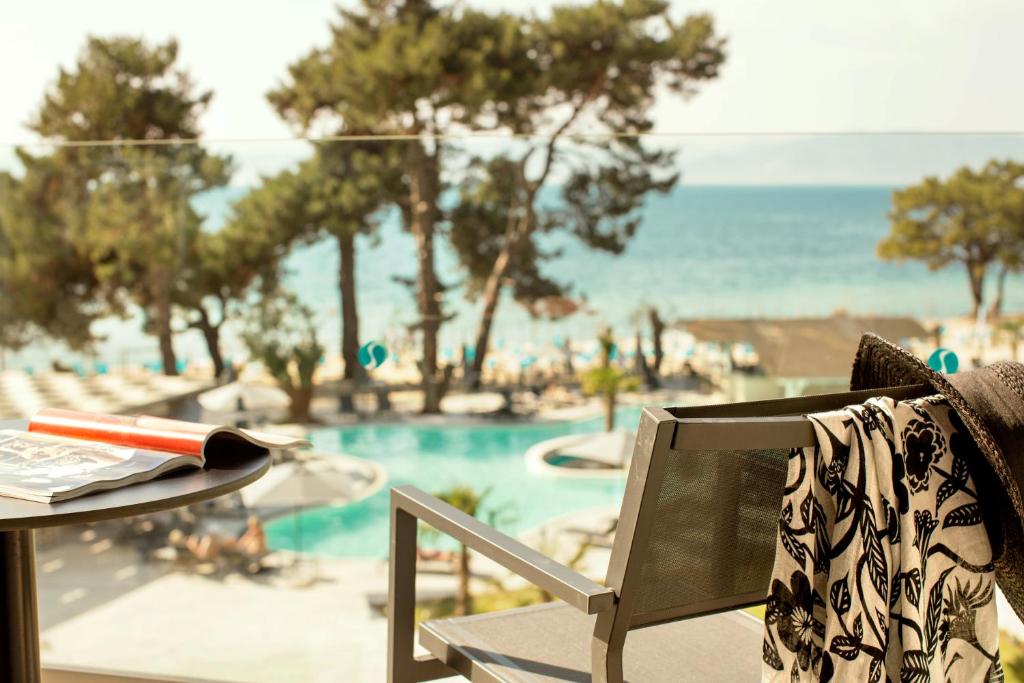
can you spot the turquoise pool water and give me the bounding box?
[264,409,639,558]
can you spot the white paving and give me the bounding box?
[41,558,460,683]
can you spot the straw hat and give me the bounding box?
[851,333,1024,621]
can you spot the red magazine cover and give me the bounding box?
[27,408,304,458]
[28,409,216,457]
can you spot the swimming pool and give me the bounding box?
[264,408,640,558]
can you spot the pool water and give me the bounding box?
[265,408,640,558]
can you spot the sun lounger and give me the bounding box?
[218,543,269,575]
[387,384,930,682]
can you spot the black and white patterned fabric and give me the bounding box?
[762,395,1002,682]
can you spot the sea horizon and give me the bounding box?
[6,184,1020,372]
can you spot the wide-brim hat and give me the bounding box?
[851,333,1024,621]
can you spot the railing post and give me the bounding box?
[388,502,418,683]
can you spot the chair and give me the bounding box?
[388,384,930,682]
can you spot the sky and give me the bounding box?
[3,0,1024,366]
[2,0,1024,183]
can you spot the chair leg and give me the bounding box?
[591,635,624,683]
[389,506,420,682]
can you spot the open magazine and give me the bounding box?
[0,408,309,503]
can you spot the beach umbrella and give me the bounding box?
[197,381,290,414]
[240,458,372,509]
[240,456,380,556]
[558,429,637,468]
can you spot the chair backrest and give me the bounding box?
[627,439,788,627]
[603,384,930,631]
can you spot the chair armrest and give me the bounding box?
[392,485,616,614]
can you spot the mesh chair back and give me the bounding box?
[628,445,789,626]
[607,386,930,632]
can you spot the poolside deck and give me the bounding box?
[39,548,459,682]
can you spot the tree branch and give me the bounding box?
[528,70,608,201]
[531,98,586,195]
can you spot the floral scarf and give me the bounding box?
[762,395,1002,682]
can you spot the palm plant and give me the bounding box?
[581,329,639,432]
[434,486,486,616]
[423,486,515,616]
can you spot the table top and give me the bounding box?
[0,420,272,531]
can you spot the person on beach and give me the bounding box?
[171,515,268,562]
[236,515,268,556]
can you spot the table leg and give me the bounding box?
[0,530,40,683]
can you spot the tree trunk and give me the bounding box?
[469,240,514,390]
[455,544,472,616]
[408,143,444,413]
[649,308,665,375]
[636,330,656,389]
[988,265,1009,321]
[338,232,361,381]
[605,390,616,432]
[192,308,224,379]
[157,324,178,376]
[415,223,441,412]
[466,138,567,391]
[967,261,986,321]
[287,386,314,423]
[337,232,362,413]
[153,274,178,376]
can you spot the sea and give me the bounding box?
[8,184,1022,371]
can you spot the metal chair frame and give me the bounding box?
[388,383,930,682]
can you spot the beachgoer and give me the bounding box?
[183,530,225,561]
[235,515,267,556]
[169,516,266,563]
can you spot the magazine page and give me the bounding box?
[0,430,189,503]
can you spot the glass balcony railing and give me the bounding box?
[2,132,1024,681]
